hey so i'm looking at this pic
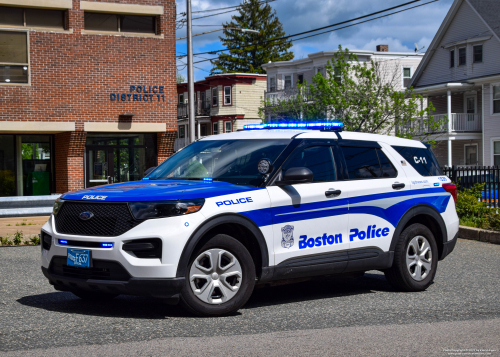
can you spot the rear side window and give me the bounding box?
[283,146,337,182]
[341,146,397,179]
[392,146,442,176]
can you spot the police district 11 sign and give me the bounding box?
[110,85,166,103]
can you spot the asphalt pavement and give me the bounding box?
[1,239,499,356]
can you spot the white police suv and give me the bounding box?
[41,122,459,316]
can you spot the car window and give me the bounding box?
[392,146,442,177]
[377,149,398,177]
[282,146,337,182]
[341,146,397,179]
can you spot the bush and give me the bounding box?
[30,235,41,245]
[1,236,13,246]
[13,231,23,245]
[455,183,488,228]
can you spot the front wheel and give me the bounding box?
[180,234,256,316]
[385,223,438,292]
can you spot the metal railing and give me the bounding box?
[399,113,482,136]
[443,166,500,208]
[177,101,211,119]
[264,88,314,103]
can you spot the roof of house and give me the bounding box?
[408,0,500,88]
[468,0,500,40]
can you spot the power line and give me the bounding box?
[177,0,276,19]
[178,0,438,63]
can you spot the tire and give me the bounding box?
[71,290,119,301]
[180,234,256,316]
[384,223,438,292]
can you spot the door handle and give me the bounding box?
[392,183,405,190]
[325,189,341,197]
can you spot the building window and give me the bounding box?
[402,68,412,87]
[494,85,500,114]
[0,6,65,29]
[473,45,483,63]
[179,94,184,103]
[212,87,218,107]
[269,77,276,92]
[201,125,207,137]
[494,142,500,166]
[225,121,232,133]
[458,47,466,66]
[179,126,185,138]
[317,67,323,76]
[224,86,231,105]
[298,74,304,84]
[464,144,478,165]
[84,12,156,34]
[284,75,292,90]
[0,31,29,84]
[466,96,475,114]
[450,50,455,68]
[334,67,342,85]
[213,122,218,135]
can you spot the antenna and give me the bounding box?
[414,43,419,53]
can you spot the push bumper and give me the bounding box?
[440,232,458,260]
[41,266,185,299]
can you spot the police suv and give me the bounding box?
[41,122,459,316]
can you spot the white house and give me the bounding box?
[408,0,500,167]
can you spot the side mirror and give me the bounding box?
[275,167,313,186]
[144,167,157,177]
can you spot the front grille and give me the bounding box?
[49,256,131,281]
[55,201,142,236]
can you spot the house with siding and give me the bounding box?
[409,0,500,167]
[261,45,423,118]
[176,73,266,150]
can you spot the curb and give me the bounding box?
[459,225,500,245]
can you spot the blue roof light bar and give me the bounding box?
[243,121,343,131]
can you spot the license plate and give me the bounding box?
[67,249,91,268]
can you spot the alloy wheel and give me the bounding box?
[189,248,243,304]
[406,235,433,281]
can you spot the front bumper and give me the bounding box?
[41,265,185,299]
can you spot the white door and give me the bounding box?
[267,143,350,266]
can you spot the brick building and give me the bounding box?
[176,73,266,150]
[0,0,176,198]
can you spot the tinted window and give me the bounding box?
[392,146,443,177]
[25,9,64,28]
[377,149,397,177]
[283,146,336,182]
[0,6,23,26]
[120,15,155,34]
[85,13,118,31]
[342,146,381,179]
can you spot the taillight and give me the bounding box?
[442,183,457,203]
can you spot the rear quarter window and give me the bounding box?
[392,146,443,177]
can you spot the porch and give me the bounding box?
[411,83,483,167]
[177,100,211,119]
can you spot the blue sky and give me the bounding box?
[176,0,455,81]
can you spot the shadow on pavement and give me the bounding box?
[17,272,394,318]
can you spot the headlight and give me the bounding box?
[128,199,205,220]
[53,198,64,215]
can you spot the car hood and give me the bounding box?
[61,180,263,202]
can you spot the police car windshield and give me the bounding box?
[149,139,291,186]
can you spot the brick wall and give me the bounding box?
[0,0,177,192]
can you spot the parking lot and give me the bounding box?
[1,238,499,356]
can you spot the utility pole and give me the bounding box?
[186,0,195,144]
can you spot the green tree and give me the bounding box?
[211,0,294,74]
[177,70,186,83]
[260,46,445,142]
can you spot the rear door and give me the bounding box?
[267,139,350,269]
[338,141,411,254]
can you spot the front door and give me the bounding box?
[86,147,114,187]
[267,140,350,269]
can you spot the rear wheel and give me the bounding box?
[71,290,119,301]
[385,223,438,291]
[180,234,256,316]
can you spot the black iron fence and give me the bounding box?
[442,166,500,208]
